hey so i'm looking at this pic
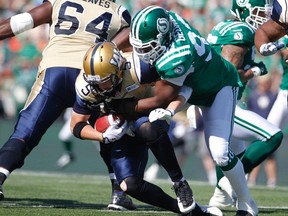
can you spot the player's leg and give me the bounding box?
[201,86,258,216]
[0,67,80,200]
[134,116,195,213]
[210,104,283,207]
[233,107,283,174]
[99,142,136,211]
[267,89,288,127]
[111,134,223,216]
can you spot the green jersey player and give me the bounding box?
[128,5,257,216]
[207,0,283,208]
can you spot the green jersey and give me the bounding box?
[155,12,242,106]
[279,36,288,90]
[207,20,255,99]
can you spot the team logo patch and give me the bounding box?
[157,18,170,34]
[174,65,184,74]
[234,32,243,40]
[236,0,248,7]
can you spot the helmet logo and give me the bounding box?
[110,48,121,69]
[157,18,170,34]
[174,65,184,74]
[236,0,248,7]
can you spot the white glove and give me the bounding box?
[102,121,128,144]
[259,41,285,56]
[148,108,175,124]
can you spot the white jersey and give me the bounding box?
[39,0,130,71]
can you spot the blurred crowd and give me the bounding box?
[0,0,287,186]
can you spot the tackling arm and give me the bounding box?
[255,19,287,56]
[0,1,52,40]
[136,79,181,112]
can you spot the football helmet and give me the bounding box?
[83,42,123,97]
[231,0,273,30]
[130,6,172,64]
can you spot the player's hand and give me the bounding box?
[259,41,285,56]
[251,61,268,77]
[102,121,128,144]
[148,108,175,124]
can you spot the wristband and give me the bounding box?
[72,121,89,139]
[166,108,175,116]
[10,12,34,35]
[251,66,261,77]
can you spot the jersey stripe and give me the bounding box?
[234,116,273,139]
[219,22,254,36]
[158,45,190,68]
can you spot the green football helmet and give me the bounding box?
[231,0,273,30]
[130,6,172,64]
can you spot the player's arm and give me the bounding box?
[255,19,287,56]
[136,79,181,112]
[0,1,52,40]
[70,110,104,142]
[112,28,132,52]
[148,86,192,123]
[222,44,267,83]
[221,44,251,83]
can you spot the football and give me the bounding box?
[95,114,125,133]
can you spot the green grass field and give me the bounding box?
[0,171,287,216]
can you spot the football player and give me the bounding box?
[70,41,223,215]
[206,0,283,208]
[0,0,136,210]
[128,5,257,216]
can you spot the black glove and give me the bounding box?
[251,61,268,77]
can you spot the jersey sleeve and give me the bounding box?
[271,0,288,23]
[208,21,254,48]
[118,5,131,27]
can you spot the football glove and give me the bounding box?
[259,41,285,56]
[102,120,128,144]
[251,61,268,77]
[148,108,175,124]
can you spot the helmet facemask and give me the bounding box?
[231,0,273,31]
[84,73,122,98]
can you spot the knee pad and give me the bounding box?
[124,176,144,194]
[135,121,167,145]
[209,136,234,167]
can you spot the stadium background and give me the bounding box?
[0,0,287,187]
